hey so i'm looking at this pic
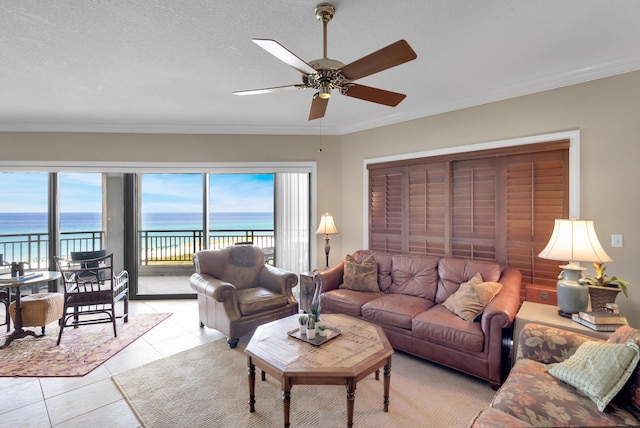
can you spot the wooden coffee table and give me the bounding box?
[245,313,393,428]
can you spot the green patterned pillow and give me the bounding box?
[547,340,640,412]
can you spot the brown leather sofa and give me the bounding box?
[315,250,522,387]
[190,245,299,348]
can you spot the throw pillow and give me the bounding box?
[547,340,640,412]
[442,273,503,321]
[340,254,380,292]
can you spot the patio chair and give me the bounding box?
[54,253,129,345]
[70,249,108,283]
[0,254,9,331]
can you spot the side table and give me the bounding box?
[512,301,612,365]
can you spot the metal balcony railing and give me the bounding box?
[0,229,274,267]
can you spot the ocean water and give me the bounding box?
[0,212,274,236]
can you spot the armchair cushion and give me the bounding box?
[237,287,289,316]
[548,340,640,411]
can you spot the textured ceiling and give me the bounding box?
[1,0,640,135]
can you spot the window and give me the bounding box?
[368,140,570,295]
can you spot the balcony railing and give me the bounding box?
[0,229,274,267]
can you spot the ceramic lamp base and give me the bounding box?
[556,264,589,316]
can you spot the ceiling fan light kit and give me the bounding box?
[233,3,417,120]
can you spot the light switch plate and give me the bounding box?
[611,234,623,248]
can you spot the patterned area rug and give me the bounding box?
[0,312,171,377]
[113,337,495,428]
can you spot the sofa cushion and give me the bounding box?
[547,340,640,412]
[361,294,434,330]
[435,258,502,304]
[607,325,640,414]
[236,287,289,316]
[442,275,502,321]
[411,305,484,352]
[352,250,393,291]
[388,254,439,299]
[469,408,531,427]
[320,289,380,318]
[340,254,379,292]
[489,358,639,427]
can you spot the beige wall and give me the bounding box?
[341,70,640,326]
[1,70,638,325]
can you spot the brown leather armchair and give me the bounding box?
[190,245,298,348]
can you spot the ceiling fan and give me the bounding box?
[233,3,417,121]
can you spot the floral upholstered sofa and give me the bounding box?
[469,322,640,427]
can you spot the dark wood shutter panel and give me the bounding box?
[505,150,569,286]
[451,158,497,261]
[369,167,404,252]
[408,163,447,256]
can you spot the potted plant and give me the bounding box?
[298,315,308,335]
[317,324,328,337]
[306,317,316,339]
[583,263,630,309]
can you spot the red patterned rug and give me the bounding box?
[0,313,171,377]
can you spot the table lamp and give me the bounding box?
[316,212,339,269]
[538,217,611,317]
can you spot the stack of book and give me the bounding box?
[571,310,628,331]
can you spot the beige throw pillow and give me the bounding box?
[340,255,380,292]
[442,273,502,321]
[548,340,640,412]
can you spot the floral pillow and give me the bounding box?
[442,273,502,321]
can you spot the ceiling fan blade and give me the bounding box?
[308,93,329,120]
[343,84,406,107]
[233,84,305,96]
[253,39,317,75]
[340,40,417,81]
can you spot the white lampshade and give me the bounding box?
[538,218,611,264]
[316,213,338,235]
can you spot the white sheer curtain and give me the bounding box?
[275,173,310,298]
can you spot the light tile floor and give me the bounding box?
[0,299,225,428]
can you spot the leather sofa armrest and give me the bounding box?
[516,322,600,364]
[481,267,522,332]
[259,265,299,304]
[315,260,345,292]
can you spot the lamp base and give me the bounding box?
[557,309,574,318]
[556,264,589,316]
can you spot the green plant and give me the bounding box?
[317,324,327,331]
[307,317,315,330]
[584,263,630,297]
[298,315,308,325]
[310,301,321,322]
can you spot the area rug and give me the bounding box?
[0,312,171,377]
[113,337,495,428]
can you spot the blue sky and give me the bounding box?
[0,173,274,213]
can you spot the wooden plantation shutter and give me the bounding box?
[408,162,447,256]
[451,158,497,261]
[504,150,569,286]
[368,140,570,290]
[369,167,404,252]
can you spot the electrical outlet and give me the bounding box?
[611,234,623,248]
